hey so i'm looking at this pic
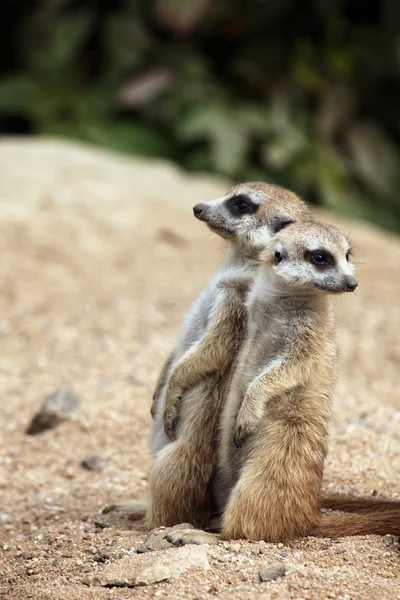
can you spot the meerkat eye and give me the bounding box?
[306,250,334,267]
[274,250,283,265]
[273,219,295,233]
[226,195,258,217]
[237,200,250,213]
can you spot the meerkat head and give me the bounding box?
[193,182,310,258]
[261,220,358,294]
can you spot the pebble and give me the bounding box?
[26,388,80,435]
[259,564,288,582]
[81,455,105,471]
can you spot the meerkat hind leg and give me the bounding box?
[164,529,220,546]
[101,500,147,520]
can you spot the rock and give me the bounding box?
[26,388,80,435]
[136,531,171,554]
[90,546,210,587]
[259,564,287,582]
[81,455,105,471]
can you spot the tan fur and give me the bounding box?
[162,279,249,439]
[150,350,175,419]
[321,494,400,513]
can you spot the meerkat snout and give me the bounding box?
[344,275,358,292]
[193,204,205,218]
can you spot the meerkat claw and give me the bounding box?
[164,414,178,440]
[233,429,250,448]
[164,534,184,546]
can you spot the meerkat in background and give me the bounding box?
[103,183,310,525]
[147,183,311,528]
[165,220,400,545]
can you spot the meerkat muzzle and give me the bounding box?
[344,276,358,292]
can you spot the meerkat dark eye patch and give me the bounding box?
[306,250,335,268]
[274,250,283,265]
[225,195,258,217]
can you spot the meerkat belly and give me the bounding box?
[217,323,286,502]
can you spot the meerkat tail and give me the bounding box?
[321,494,400,514]
[311,510,400,537]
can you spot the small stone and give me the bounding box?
[93,554,109,563]
[23,553,34,560]
[26,388,80,435]
[259,564,287,582]
[94,519,114,529]
[89,546,98,555]
[334,548,346,554]
[231,543,241,552]
[81,455,105,471]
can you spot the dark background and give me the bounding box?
[1,0,400,231]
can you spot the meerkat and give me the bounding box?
[103,183,310,525]
[147,183,312,528]
[164,220,400,545]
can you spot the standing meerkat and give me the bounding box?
[147,184,311,528]
[103,183,310,525]
[165,220,400,544]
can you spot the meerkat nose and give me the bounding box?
[344,276,358,292]
[193,204,205,217]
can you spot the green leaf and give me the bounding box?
[0,77,39,113]
[178,105,250,175]
[78,120,171,157]
[33,13,91,74]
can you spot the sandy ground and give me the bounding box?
[0,138,399,600]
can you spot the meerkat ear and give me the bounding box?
[259,241,287,265]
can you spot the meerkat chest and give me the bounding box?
[238,312,290,389]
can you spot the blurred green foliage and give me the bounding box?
[1,0,400,230]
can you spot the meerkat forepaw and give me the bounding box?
[163,409,179,440]
[163,529,219,546]
[233,424,250,448]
